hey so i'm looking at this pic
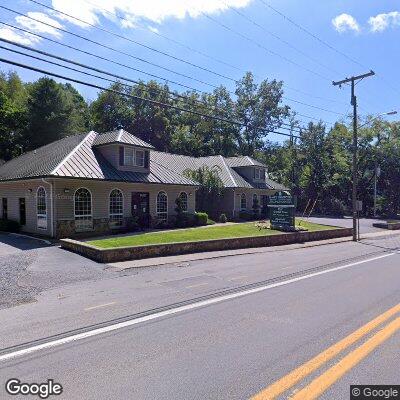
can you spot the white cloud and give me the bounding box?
[0,26,41,46]
[15,12,64,38]
[49,0,252,28]
[332,13,360,33]
[369,11,400,32]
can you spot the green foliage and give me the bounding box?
[195,212,208,226]
[219,213,227,223]
[0,219,20,233]
[238,210,254,221]
[252,195,260,218]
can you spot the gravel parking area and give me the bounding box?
[0,233,113,309]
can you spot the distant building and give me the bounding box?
[0,130,286,238]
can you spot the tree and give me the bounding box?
[183,166,224,218]
[23,78,89,151]
[235,72,289,156]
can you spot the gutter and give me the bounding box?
[41,178,55,238]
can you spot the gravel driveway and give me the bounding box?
[0,234,113,309]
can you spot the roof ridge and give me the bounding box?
[51,131,97,175]
[219,155,238,187]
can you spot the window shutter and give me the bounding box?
[262,169,266,180]
[144,151,150,168]
[119,146,124,166]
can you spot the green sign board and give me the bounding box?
[270,207,295,227]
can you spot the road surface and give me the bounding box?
[1,233,399,399]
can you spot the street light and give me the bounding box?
[359,111,398,218]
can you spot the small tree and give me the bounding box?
[184,166,224,218]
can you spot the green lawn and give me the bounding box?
[87,220,336,249]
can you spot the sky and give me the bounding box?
[0,0,399,142]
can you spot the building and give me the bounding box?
[152,152,287,219]
[0,129,286,238]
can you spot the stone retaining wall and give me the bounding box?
[60,227,353,263]
[372,222,400,230]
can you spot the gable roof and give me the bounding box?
[225,156,266,168]
[0,131,196,186]
[92,129,155,149]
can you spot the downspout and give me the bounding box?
[41,178,54,238]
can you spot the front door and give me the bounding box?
[131,192,150,228]
[19,198,26,226]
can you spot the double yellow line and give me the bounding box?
[251,303,400,400]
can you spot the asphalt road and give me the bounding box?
[1,235,400,399]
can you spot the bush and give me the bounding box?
[0,219,20,233]
[207,218,216,225]
[175,212,197,228]
[238,210,255,221]
[219,213,227,223]
[195,212,208,226]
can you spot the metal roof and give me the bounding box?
[92,129,155,149]
[225,156,266,168]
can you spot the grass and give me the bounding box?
[87,220,336,249]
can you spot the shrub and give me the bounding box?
[195,212,208,226]
[0,219,20,233]
[219,213,227,223]
[238,210,254,221]
[175,212,197,228]
[207,218,216,225]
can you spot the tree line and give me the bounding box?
[1,70,399,217]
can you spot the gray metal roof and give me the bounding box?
[151,151,286,190]
[92,129,155,149]
[0,131,196,186]
[225,156,266,168]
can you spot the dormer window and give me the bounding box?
[123,147,145,167]
[255,168,263,180]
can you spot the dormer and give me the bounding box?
[93,129,154,172]
[225,156,267,183]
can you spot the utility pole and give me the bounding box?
[333,71,375,241]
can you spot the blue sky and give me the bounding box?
[0,0,399,142]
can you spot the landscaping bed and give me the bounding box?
[60,221,352,263]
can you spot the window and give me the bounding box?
[253,194,258,205]
[136,150,145,167]
[74,188,92,231]
[123,147,145,167]
[255,168,262,180]
[240,193,247,210]
[2,198,7,220]
[179,192,188,212]
[156,191,168,221]
[124,147,134,166]
[37,187,47,229]
[109,189,123,228]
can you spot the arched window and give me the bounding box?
[74,188,92,231]
[37,187,47,229]
[240,193,247,210]
[156,191,168,221]
[179,192,188,212]
[109,189,123,228]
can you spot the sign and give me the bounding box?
[356,200,363,212]
[268,191,296,227]
[270,207,295,227]
[268,192,295,206]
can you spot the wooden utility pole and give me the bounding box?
[333,71,375,241]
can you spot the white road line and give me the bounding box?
[0,252,396,363]
[84,302,116,311]
[229,275,248,281]
[185,283,209,289]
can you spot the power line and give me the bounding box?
[25,0,237,83]
[0,5,225,90]
[202,12,331,82]
[218,0,340,76]
[0,56,302,139]
[0,38,303,133]
[0,21,344,119]
[79,0,346,106]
